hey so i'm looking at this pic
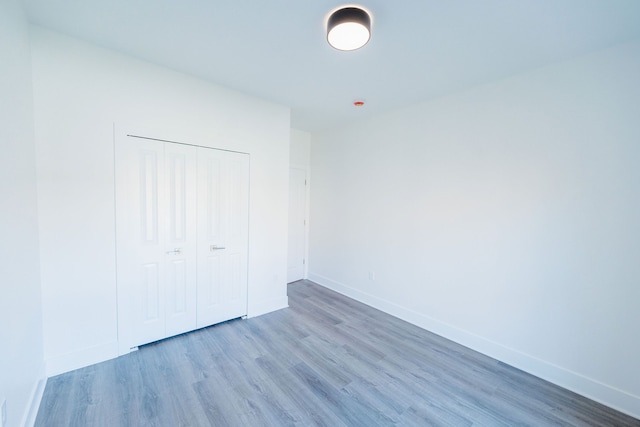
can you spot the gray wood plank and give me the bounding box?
[35,279,640,427]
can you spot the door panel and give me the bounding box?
[163,143,197,337]
[206,255,222,305]
[142,262,161,321]
[167,259,187,313]
[140,149,160,244]
[287,167,307,283]
[116,138,167,353]
[196,148,249,327]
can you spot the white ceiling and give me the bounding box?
[24,0,640,132]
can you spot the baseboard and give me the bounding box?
[20,362,46,427]
[308,272,640,420]
[45,341,119,377]
[247,295,289,318]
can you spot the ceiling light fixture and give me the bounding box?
[327,7,371,51]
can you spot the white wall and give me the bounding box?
[0,2,46,426]
[310,40,640,417]
[290,128,311,168]
[31,27,291,376]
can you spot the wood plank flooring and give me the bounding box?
[36,280,640,426]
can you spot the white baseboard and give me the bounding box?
[247,295,289,318]
[308,272,640,420]
[21,362,46,427]
[45,341,119,377]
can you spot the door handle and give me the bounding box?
[166,248,182,255]
[210,245,226,251]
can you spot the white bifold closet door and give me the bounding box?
[115,135,249,355]
[196,147,249,328]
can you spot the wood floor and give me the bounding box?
[36,280,639,426]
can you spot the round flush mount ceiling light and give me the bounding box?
[327,6,371,51]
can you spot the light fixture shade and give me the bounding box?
[327,7,371,51]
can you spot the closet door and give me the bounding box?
[164,143,197,336]
[115,136,197,354]
[196,148,250,327]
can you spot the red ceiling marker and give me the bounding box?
[353,100,365,107]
